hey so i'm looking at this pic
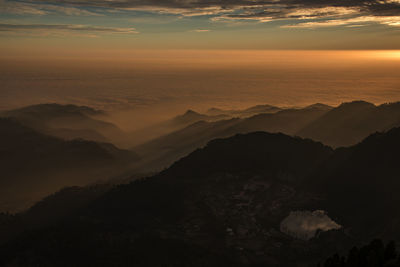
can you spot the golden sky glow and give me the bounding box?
[1,1,400,116]
[1,49,399,113]
[1,0,400,53]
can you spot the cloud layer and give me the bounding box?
[280,210,341,241]
[1,0,400,39]
[8,0,399,28]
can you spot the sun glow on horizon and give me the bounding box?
[362,50,400,60]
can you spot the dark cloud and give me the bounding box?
[22,0,278,9]
[5,0,400,27]
[20,0,400,13]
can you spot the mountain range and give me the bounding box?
[132,101,400,172]
[206,104,283,117]
[0,118,138,212]
[2,103,125,145]
[1,124,400,266]
[1,100,400,266]
[3,100,400,210]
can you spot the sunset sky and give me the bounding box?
[1,0,400,117]
[1,0,400,54]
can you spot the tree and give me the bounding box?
[324,253,342,267]
[346,246,359,267]
[322,239,399,267]
[385,241,397,261]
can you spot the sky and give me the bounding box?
[1,0,400,125]
[1,0,400,54]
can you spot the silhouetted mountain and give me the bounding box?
[133,105,330,172]
[0,118,139,212]
[127,109,230,146]
[134,101,400,172]
[309,126,400,241]
[172,109,229,125]
[165,131,332,178]
[2,103,125,144]
[174,109,208,123]
[304,103,333,111]
[2,108,400,266]
[232,105,331,135]
[119,127,400,251]
[24,185,113,231]
[206,104,282,117]
[133,118,241,171]
[298,101,400,147]
[0,132,343,267]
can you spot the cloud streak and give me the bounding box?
[190,29,211,32]
[0,23,139,37]
[0,0,100,15]
[281,15,400,28]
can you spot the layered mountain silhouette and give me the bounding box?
[206,104,283,117]
[0,131,335,266]
[126,109,230,146]
[173,109,230,125]
[6,101,400,175]
[0,118,138,212]
[126,103,287,147]
[133,104,332,171]
[298,101,400,147]
[3,126,400,266]
[2,101,400,266]
[2,104,125,144]
[133,101,400,172]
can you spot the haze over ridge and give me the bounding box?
[1,50,399,132]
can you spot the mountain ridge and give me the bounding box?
[0,117,139,212]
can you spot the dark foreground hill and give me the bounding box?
[0,118,139,212]
[0,131,346,266]
[0,132,336,266]
[309,126,400,241]
[2,124,400,266]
